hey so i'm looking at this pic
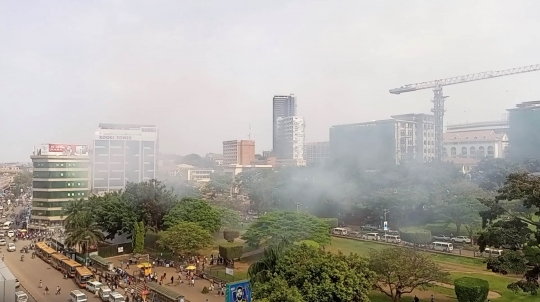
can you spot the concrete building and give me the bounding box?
[223,140,255,166]
[275,116,305,163]
[446,120,509,134]
[443,130,508,159]
[30,144,90,229]
[205,153,224,165]
[223,164,273,177]
[93,124,158,193]
[508,101,540,162]
[0,260,17,302]
[175,164,214,182]
[304,142,329,165]
[273,94,297,152]
[329,114,435,169]
[0,176,11,191]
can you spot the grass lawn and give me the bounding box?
[447,272,535,302]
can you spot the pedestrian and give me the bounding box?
[430,295,434,302]
[44,286,49,295]
[131,288,134,296]
[414,295,419,302]
[171,276,174,284]
[56,286,60,295]
[39,280,42,288]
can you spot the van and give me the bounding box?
[483,248,503,257]
[86,281,103,294]
[108,292,126,302]
[70,290,88,302]
[362,232,380,241]
[331,228,348,235]
[2,221,11,230]
[98,286,112,301]
[431,241,453,252]
[382,234,401,243]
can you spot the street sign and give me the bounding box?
[383,221,388,231]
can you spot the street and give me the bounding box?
[1,204,101,302]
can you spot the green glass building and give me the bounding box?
[507,101,540,162]
[30,151,90,230]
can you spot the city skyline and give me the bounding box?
[3,1,540,162]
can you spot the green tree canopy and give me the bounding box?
[157,221,213,257]
[163,198,221,232]
[89,192,137,240]
[369,247,449,302]
[122,179,178,231]
[12,171,32,196]
[251,244,374,302]
[241,211,331,247]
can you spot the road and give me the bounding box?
[1,206,101,302]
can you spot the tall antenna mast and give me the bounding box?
[248,124,252,140]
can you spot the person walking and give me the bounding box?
[56,286,61,295]
[39,280,42,288]
[414,295,419,302]
[44,286,49,295]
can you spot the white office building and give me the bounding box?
[276,116,305,163]
[92,124,158,192]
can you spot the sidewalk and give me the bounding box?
[108,255,225,302]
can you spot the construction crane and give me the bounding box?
[389,64,540,161]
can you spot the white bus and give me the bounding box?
[332,228,348,235]
[431,241,453,252]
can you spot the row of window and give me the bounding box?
[32,201,69,208]
[31,210,64,217]
[33,191,88,199]
[444,146,495,157]
[33,171,88,178]
[34,162,88,168]
[33,181,88,189]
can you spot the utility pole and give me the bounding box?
[383,209,390,242]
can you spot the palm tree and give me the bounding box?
[63,198,92,230]
[247,239,290,283]
[64,211,104,255]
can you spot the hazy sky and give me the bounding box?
[1,0,540,162]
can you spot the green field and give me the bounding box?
[329,237,536,302]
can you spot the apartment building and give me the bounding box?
[222,140,255,165]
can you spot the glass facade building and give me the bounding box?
[93,124,158,192]
[508,101,540,162]
[30,155,90,229]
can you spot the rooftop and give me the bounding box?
[443,130,506,142]
[98,123,156,130]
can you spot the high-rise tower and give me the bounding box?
[272,94,297,153]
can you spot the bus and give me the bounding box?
[39,246,57,263]
[34,242,48,258]
[50,253,69,270]
[331,228,348,235]
[74,266,93,289]
[60,259,82,278]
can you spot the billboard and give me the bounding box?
[38,144,89,156]
[226,280,252,302]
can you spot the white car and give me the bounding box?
[451,236,471,243]
[0,239,6,246]
[7,243,16,252]
[15,278,19,288]
[7,231,14,238]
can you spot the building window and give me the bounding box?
[461,147,467,157]
[478,146,485,158]
[442,147,447,157]
[451,147,456,157]
[487,146,494,157]
[470,147,476,157]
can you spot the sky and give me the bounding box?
[1,0,540,162]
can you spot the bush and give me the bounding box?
[201,286,209,294]
[320,218,338,229]
[294,240,320,249]
[454,277,489,302]
[219,243,243,261]
[399,229,432,244]
[223,230,240,243]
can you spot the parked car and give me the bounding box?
[0,239,6,246]
[361,225,378,231]
[451,236,471,243]
[432,234,451,241]
[7,243,16,252]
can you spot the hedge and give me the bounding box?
[219,243,243,261]
[223,230,241,243]
[399,229,432,244]
[454,277,489,302]
[320,218,338,229]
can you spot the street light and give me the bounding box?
[383,209,390,241]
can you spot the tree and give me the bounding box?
[454,277,489,302]
[205,173,233,195]
[163,198,222,232]
[132,221,145,254]
[89,193,137,240]
[369,248,449,302]
[242,211,331,247]
[217,206,242,230]
[438,181,489,236]
[251,243,374,302]
[63,199,93,230]
[470,158,523,191]
[12,171,32,196]
[254,277,306,302]
[64,211,105,254]
[122,180,178,231]
[157,221,213,257]
[477,218,533,251]
[248,240,290,283]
